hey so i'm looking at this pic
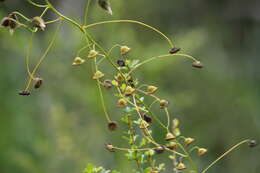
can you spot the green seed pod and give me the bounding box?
[105,144,115,152]
[192,61,203,68]
[98,0,113,15]
[32,16,46,31]
[176,163,186,170]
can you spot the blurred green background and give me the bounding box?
[0,0,259,173]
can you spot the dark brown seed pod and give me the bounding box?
[8,13,18,29]
[34,77,43,89]
[169,47,181,54]
[192,61,203,68]
[98,0,113,15]
[108,121,118,131]
[103,80,112,89]
[117,59,125,67]
[248,140,257,148]
[1,17,10,27]
[154,146,165,154]
[18,90,30,96]
[143,114,152,123]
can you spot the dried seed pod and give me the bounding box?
[7,13,18,29]
[117,59,126,67]
[93,70,105,80]
[165,132,176,141]
[184,137,195,146]
[192,61,203,68]
[165,142,178,150]
[248,140,257,148]
[117,98,127,108]
[88,50,98,59]
[108,121,118,131]
[34,77,43,89]
[197,148,208,156]
[176,162,186,170]
[1,17,10,27]
[72,57,85,66]
[32,16,46,31]
[102,80,112,89]
[18,90,30,96]
[125,86,135,96]
[105,144,115,152]
[98,0,113,15]
[169,47,181,54]
[120,46,131,55]
[154,146,164,154]
[143,114,152,123]
[147,85,158,94]
[160,99,169,109]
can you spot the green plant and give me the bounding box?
[0,0,257,173]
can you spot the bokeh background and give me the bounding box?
[0,0,260,173]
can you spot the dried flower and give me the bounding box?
[154,146,164,154]
[248,140,257,148]
[147,85,158,94]
[120,46,131,55]
[1,17,10,27]
[143,114,152,123]
[108,121,118,131]
[93,70,105,80]
[165,132,176,141]
[192,61,203,68]
[105,144,115,152]
[117,98,127,108]
[117,59,126,67]
[34,77,43,89]
[169,47,181,54]
[88,50,98,59]
[198,148,208,156]
[176,162,186,170]
[125,86,135,96]
[160,99,169,109]
[102,80,112,89]
[98,0,113,15]
[72,57,85,66]
[32,16,46,31]
[184,137,195,146]
[18,90,30,96]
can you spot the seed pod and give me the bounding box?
[160,99,169,109]
[154,146,164,154]
[105,144,115,152]
[165,132,176,141]
[248,140,257,148]
[117,98,127,108]
[120,46,131,55]
[108,121,118,131]
[88,50,98,59]
[98,0,113,15]
[8,13,18,29]
[147,85,158,94]
[102,80,112,89]
[143,114,152,123]
[34,77,43,89]
[166,142,178,150]
[72,57,85,66]
[117,59,126,67]
[18,90,30,96]
[1,17,10,27]
[176,163,186,170]
[184,137,195,146]
[169,47,181,54]
[93,70,105,80]
[192,61,203,68]
[32,16,46,31]
[197,148,208,156]
[125,86,135,96]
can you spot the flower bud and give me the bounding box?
[102,80,112,89]
[34,77,43,89]
[125,86,135,96]
[18,90,30,96]
[197,148,208,156]
[192,61,203,68]
[184,137,195,146]
[120,46,131,55]
[147,85,158,94]
[165,132,176,141]
[108,121,118,131]
[93,70,105,80]
[117,98,127,108]
[248,140,257,148]
[117,59,126,67]
[160,99,169,109]
[72,57,85,66]
[105,144,115,152]
[98,0,113,15]
[176,163,186,170]
[32,16,46,31]
[88,50,98,59]
[154,146,164,154]
[169,47,181,54]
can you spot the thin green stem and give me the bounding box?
[45,17,61,24]
[201,139,250,173]
[25,32,35,80]
[12,11,31,22]
[83,0,92,25]
[83,20,174,48]
[27,0,48,8]
[40,7,50,17]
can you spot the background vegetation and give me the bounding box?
[0,0,259,172]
